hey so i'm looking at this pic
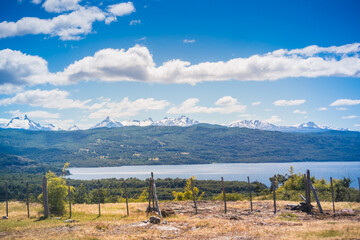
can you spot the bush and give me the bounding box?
[172,176,204,201]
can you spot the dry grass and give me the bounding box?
[0,200,359,239]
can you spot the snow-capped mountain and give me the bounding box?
[152,116,199,127]
[42,124,63,131]
[67,125,80,131]
[0,118,9,128]
[229,120,279,131]
[4,115,43,131]
[92,116,123,129]
[229,120,349,132]
[121,118,154,127]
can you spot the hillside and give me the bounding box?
[0,125,359,171]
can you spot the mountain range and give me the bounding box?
[0,115,352,133]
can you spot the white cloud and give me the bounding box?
[330,99,360,106]
[183,39,196,43]
[265,115,282,124]
[355,124,360,127]
[167,96,246,114]
[1,43,360,89]
[336,107,347,111]
[42,0,82,13]
[107,2,135,19]
[88,97,170,119]
[318,107,328,111]
[0,84,24,94]
[273,99,306,106]
[0,89,90,109]
[293,109,307,114]
[251,101,262,106]
[8,110,60,119]
[0,7,107,40]
[0,2,135,40]
[0,49,53,87]
[32,0,42,4]
[342,115,358,119]
[129,19,141,25]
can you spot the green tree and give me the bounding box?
[172,176,204,201]
[73,183,88,204]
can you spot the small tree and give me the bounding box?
[172,176,204,201]
[38,162,73,216]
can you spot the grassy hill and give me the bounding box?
[0,125,359,171]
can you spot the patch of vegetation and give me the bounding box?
[279,212,298,221]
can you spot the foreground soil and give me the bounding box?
[0,200,359,239]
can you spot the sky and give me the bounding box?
[0,0,359,130]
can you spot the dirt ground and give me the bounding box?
[1,200,360,239]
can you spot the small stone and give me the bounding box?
[149,216,161,224]
[1,216,8,220]
[162,220,168,224]
[64,219,78,223]
[161,208,176,218]
[51,217,61,220]
[337,209,356,216]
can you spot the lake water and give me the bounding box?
[68,161,360,187]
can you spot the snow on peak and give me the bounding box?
[68,125,80,131]
[92,116,123,129]
[229,120,277,130]
[298,121,320,129]
[121,117,154,127]
[153,116,199,127]
[42,123,63,131]
[5,115,43,131]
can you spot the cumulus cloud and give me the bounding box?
[330,99,360,106]
[167,96,246,114]
[1,43,360,90]
[0,2,135,40]
[273,99,306,106]
[0,89,90,109]
[342,115,358,119]
[265,115,283,124]
[88,97,170,119]
[183,39,196,43]
[8,110,60,119]
[42,0,82,13]
[0,7,107,40]
[32,0,42,4]
[293,109,307,114]
[108,2,135,16]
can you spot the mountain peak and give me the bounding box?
[92,116,123,129]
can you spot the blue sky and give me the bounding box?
[0,0,359,129]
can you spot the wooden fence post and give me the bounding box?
[124,181,129,216]
[221,177,227,214]
[151,173,161,217]
[330,177,335,214]
[247,176,253,212]
[151,173,155,209]
[26,181,30,218]
[68,185,72,219]
[309,181,324,214]
[191,178,198,215]
[306,170,311,206]
[43,176,49,218]
[272,176,276,214]
[98,180,101,217]
[5,181,8,218]
[148,176,152,211]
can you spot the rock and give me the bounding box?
[64,219,78,223]
[336,209,356,216]
[230,216,238,220]
[162,220,168,224]
[51,217,61,220]
[1,216,8,220]
[161,208,176,217]
[149,216,161,224]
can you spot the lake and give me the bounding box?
[68,161,360,187]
